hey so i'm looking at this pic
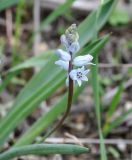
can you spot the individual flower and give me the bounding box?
[55,60,69,71]
[69,66,90,87]
[56,49,71,61]
[73,54,95,67]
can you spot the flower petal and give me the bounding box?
[77,79,82,87]
[60,34,69,50]
[81,75,88,81]
[55,60,69,70]
[83,69,90,75]
[66,77,69,87]
[69,69,77,80]
[56,49,71,61]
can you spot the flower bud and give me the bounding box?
[56,49,71,61]
[65,24,79,43]
[55,60,69,71]
[69,41,80,54]
[73,54,95,67]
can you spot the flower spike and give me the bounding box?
[55,24,95,87]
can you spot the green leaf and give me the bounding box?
[9,51,53,73]
[107,85,123,119]
[12,0,25,66]
[92,56,107,160]
[108,146,120,159]
[105,108,132,135]
[109,9,130,26]
[90,0,115,159]
[0,144,89,160]
[0,0,20,11]
[103,85,124,136]
[0,0,117,148]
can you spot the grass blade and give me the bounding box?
[104,109,132,135]
[0,0,20,11]
[103,85,124,136]
[9,50,53,72]
[92,56,107,160]
[91,1,118,159]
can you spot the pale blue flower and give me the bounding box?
[73,54,95,67]
[56,49,71,61]
[69,66,90,87]
[55,60,69,71]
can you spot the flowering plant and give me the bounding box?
[41,24,95,140]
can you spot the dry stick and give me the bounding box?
[45,138,132,145]
[5,9,13,50]
[38,53,74,142]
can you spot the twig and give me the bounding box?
[98,63,132,68]
[45,137,132,145]
[39,0,99,12]
[5,9,13,48]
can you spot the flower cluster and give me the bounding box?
[55,24,95,87]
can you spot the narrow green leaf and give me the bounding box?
[92,56,107,160]
[12,0,25,66]
[108,146,120,159]
[103,85,124,136]
[91,0,111,159]
[9,51,53,72]
[106,85,123,119]
[0,0,20,11]
[105,109,132,135]
[0,144,89,160]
